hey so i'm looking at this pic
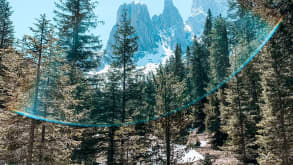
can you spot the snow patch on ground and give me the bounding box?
[179,150,204,163]
[200,140,208,147]
[174,144,204,164]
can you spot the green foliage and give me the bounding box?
[54,0,102,72]
[190,36,208,98]
[204,15,230,149]
[109,9,139,164]
[173,44,185,81]
[0,0,14,48]
[111,9,138,123]
[222,73,260,163]
[154,65,186,165]
[203,9,212,48]
[219,2,264,163]
[2,1,293,165]
[208,15,230,87]
[256,30,293,165]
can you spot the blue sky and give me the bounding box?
[9,0,192,48]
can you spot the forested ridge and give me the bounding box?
[0,0,292,164]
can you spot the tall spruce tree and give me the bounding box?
[257,32,293,165]
[205,15,230,149]
[190,36,208,98]
[189,36,208,132]
[0,47,36,164]
[220,1,263,163]
[174,44,185,81]
[111,9,138,164]
[23,14,75,165]
[0,0,14,49]
[54,0,102,73]
[54,0,103,129]
[185,46,193,102]
[104,68,120,165]
[111,9,138,123]
[208,15,230,85]
[222,66,260,163]
[154,65,186,165]
[23,14,53,165]
[201,8,212,76]
[202,9,212,48]
[0,0,14,110]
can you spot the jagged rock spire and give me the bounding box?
[164,0,174,8]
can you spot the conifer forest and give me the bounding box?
[0,0,292,164]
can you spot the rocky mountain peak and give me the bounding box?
[152,0,188,49]
[164,0,175,8]
[186,0,228,36]
[106,2,158,55]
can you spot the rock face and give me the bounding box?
[186,0,228,36]
[106,2,159,55]
[104,0,227,67]
[106,0,191,57]
[152,0,188,49]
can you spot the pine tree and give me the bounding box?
[0,48,34,164]
[190,36,208,98]
[222,71,260,163]
[189,37,208,132]
[219,2,263,163]
[110,9,138,164]
[22,14,53,165]
[208,15,230,86]
[0,48,77,165]
[53,1,103,137]
[0,0,14,109]
[202,9,212,48]
[185,46,193,103]
[256,32,293,165]
[143,74,156,120]
[111,9,138,123]
[18,14,76,164]
[54,0,102,73]
[188,10,213,133]
[154,65,186,165]
[201,8,212,76]
[173,44,185,81]
[0,0,14,49]
[204,15,230,149]
[104,68,120,165]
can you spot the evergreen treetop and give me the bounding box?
[0,0,14,49]
[54,0,102,72]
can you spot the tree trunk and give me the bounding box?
[107,127,115,165]
[39,125,46,163]
[27,120,36,165]
[236,76,247,163]
[165,118,171,165]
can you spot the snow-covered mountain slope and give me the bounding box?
[186,0,228,36]
[105,0,192,56]
[102,0,189,74]
[152,0,189,50]
[99,0,228,75]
